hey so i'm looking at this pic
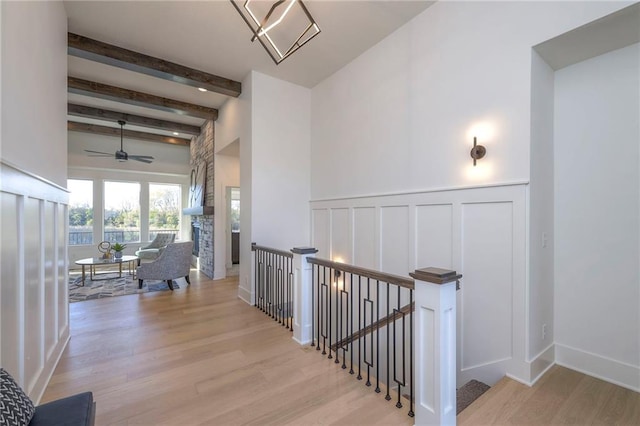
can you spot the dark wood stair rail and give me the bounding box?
[330,302,414,351]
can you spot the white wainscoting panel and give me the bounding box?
[415,204,453,270]
[330,208,351,263]
[460,202,513,371]
[44,201,56,359]
[311,209,329,259]
[0,192,21,378]
[310,183,528,385]
[57,203,68,339]
[0,162,70,401]
[353,207,376,269]
[24,197,43,392]
[380,206,410,276]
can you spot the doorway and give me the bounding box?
[226,186,240,276]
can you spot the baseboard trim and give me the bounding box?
[555,343,640,392]
[529,344,555,385]
[237,286,252,305]
[31,331,70,404]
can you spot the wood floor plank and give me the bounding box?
[459,365,640,426]
[42,272,412,425]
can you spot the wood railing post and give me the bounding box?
[410,267,461,426]
[291,247,318,345]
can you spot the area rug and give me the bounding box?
[69,272,178,303]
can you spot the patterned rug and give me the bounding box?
[69,271,178,303]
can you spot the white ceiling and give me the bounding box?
[64,0,435,138]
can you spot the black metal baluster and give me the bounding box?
[349,272,354,375]
[375,280,381,393]
[337,267,342,365]
[278,254,283,324]
[409,288,414,417]
[328,267,333,360]
[322,266,327,355]
[365,278,372,387]
[357,275,362,380]
[386,281,391,401]
[395,285,404,409]
[288,257,293,331]
[341,285,348,369]
[316,265,321,350]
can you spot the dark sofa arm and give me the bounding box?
[29,392,95,426]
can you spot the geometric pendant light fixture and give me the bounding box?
[230,0,321,65]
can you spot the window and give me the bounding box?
[68,179,93,245]
[149,183,181,240]
[104,181,140,243]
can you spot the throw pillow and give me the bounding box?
[0,368,36,426]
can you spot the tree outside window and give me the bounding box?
[149,183,181,240]
[104,181,140,243]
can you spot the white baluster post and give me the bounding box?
[291,247,318,345]
[410,267,461,426]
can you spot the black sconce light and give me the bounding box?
[470,137,486,166]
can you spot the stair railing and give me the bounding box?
[251,243,294,331]
[251,243,460,425]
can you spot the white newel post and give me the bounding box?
[410,267,461,426]
[291,247,318,345]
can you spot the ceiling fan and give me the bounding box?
[85,120,155,164]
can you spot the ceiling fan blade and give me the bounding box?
[87,154,113,158]
[85,149,112,155]
[129,155,154,159]
[130,157,153,164]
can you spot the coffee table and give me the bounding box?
[74,255,139,286]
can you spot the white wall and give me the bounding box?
[217,73,254,301]
[309,1,632,386]
[229,71,311,303]
[0,1,69,401]
[554,43,640,391]
[1,1,68,187]
[528,51,556,378]
[310,1,629,200]
[213,152,240,279]
[251,72,311,249]
[214,96,243,280]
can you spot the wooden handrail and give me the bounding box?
[307,257,415,289]
[330,302,414,351]
[251,242,293,258]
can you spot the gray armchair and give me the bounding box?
[135,233,176,261]
[136,241,193,291]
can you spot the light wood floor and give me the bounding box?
[44,271,640,425]
[459,365,640,425]
[42,271,413,425]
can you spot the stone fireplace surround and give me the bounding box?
[184,120,215,278]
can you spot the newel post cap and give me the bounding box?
[291,247,318,255]
[410,267,462,284]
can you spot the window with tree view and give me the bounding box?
[104,181,140,243]
[68,179,94,245]
[149,183,181,240]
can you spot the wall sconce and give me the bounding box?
[470,137,486,166]
[230,0,321,65]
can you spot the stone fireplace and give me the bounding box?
[184,120,215,278]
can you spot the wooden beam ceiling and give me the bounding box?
[68,121,191,146]
[67,104,201,136]
[68,33,242,98]
[68,77,218,120]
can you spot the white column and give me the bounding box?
[291,247,317,345]
[410,267,460,426]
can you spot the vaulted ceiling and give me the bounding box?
[65,1,435,150]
